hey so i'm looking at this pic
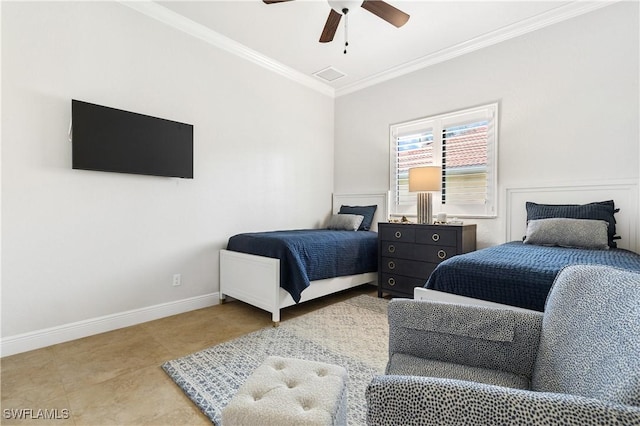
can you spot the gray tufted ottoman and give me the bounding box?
[221,356,348,426]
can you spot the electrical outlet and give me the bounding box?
[172,274,182,287]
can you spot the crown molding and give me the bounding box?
[119,0,335,98]
[120,1,616,99]
[334,1,618,97]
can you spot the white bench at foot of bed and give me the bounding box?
[413,287,537,313]
[220,249,377,324]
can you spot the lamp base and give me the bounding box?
[416,192,433,224]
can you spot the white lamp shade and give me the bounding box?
[409,166,441,192]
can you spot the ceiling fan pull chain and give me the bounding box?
[343,8,349,54]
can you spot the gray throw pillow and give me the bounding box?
[338,205,377,231]
[523,218,609,249]
[326,214,364,231]
[525,200,618,247]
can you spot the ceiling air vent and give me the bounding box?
[313,67,346,82]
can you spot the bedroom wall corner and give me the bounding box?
[1,1,334,353]
[333,2,639,249]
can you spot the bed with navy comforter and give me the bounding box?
[226,229,378,303]
[425,241,640,311]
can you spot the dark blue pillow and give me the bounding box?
[339,205,377,231]
[525,200,619,248]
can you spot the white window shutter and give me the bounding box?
[390,103,498,218]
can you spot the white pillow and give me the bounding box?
[523,218,609,249]
[326,214,364,231]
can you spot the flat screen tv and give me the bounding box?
[71,99,193,178]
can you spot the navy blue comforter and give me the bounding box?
[226,230,378,303]
[425,241,640,311]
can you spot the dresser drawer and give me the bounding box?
[377,223,476,298]
[380,241,416,259]
[380,273,425,297]
[381,257,437,278]
[378,225,415,243]
[380,242,457,263]
[415,227,458,246]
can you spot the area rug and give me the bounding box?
[162,295,389,425]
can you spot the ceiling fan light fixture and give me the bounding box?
[327,0,362,15]
[264,0,410,47]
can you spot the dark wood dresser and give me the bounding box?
[378,222,477,298]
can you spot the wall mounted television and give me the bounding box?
[71,99,193,178]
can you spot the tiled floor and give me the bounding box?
[1,285,377,425]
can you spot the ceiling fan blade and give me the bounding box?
[263,0,294,4]
[361,1,410,28]
[319,9,342,43]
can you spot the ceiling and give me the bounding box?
[132,1,613,97]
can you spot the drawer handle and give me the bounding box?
[394,231,402,239]
[432,233,440,242]
[388,244,396,253]
[388,277,396,286]
[437,249,447,259]
[388,261,396,270]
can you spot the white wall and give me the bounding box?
[1,2,334,348]
[3,1,639,355]
[334,2,639,249]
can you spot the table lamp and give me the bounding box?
[409,166,442,224]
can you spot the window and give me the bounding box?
[390,103,498,218]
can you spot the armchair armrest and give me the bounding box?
[388,299,543,377]
[366,375,640,426]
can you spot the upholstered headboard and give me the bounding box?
[506,182,638,252]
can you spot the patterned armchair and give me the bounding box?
[366,264,640,425]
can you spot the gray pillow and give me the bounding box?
[525,200,618,247]
[523,218,609,249]
[326,214,364,231]
[338,205,377,231]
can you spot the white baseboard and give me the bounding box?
[1,292,220,357]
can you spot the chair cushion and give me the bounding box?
[388,353,530,390]
[392,301,516,342]
[532,265,640,406]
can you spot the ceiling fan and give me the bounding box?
[263,0,410,52]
